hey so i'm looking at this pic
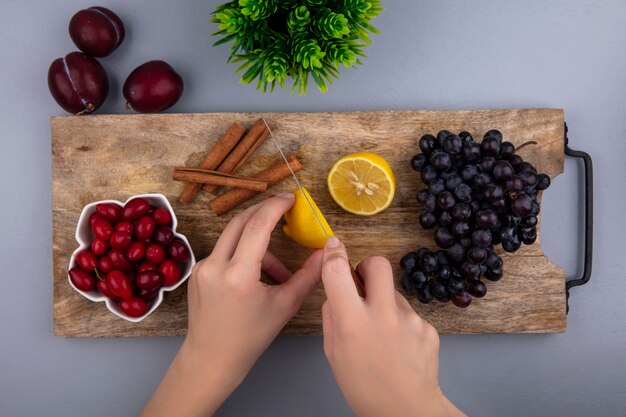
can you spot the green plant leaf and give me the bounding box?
[210,0,382,94]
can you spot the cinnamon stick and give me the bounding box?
[178,122,246,205]
[204,118,270,195]
[172,169,268,192]
[210,154,302,216]
[232,127,271,173]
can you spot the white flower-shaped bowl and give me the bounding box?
[68,193,196,322]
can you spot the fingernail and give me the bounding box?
[276,193,295,200]
[325,236,341,248]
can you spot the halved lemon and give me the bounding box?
[283,187,334,249]
[327,152,396,216]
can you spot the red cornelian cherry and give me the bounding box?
[97,278,119,300]
[123,198,150,220]
[152,208,172,225]
[69,268,95,291]
[152,226,174,246]
[109,248,133,271]
[119,297,148,317]
[136,271,164,290]
[127,241,146,262]
[91,238,109,256]
[145,244,166,264]
[135,216,156,240]
[167,240,190,262]
[159,259,181,286]
[110,231,132,249]
[76,250,98,270]
[92,216,113,241]
[96,203,123,223]
[138,261,158,273]
[98,256,114,273]
[115,221,134,235]
[106,270,133,299]
[138,287,159,301]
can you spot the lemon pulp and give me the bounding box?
[327,152,396,216]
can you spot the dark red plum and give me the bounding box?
[48,52,109,114]
[123,61,184,113]
[69,6,125,57]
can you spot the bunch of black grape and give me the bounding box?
[400,129,551,308]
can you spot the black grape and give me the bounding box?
[463,143,481,162]
[437,130,453,145]
[452,203,472,221]
[421,165,438,184]
[419,252,439,273]
[461,164,479,181]
[434,227,455,248]
[505,175,524,192]
[484,267,504,281]
[481,136,501,156]
[483,129,503,143]
[401,273,418,293]
[468,280,487,298]
[511,194,533,217]
[443,134,463,154]
[417,287,434,304]
[536,173,551,190]
[438,211,453,227]
[499,141,515,159]
[479,156,496,173]
[446,242,466,263]
[419,134,437,154]
[467,246,488,264]
[451,291,472,308]
[451,221,471,238]
[447,279,465,294]
[437,191,456,210]
[492,161,514,182]
[476,209,498,229]
[431,151,452,171]
[429,178,446,195]
[520,227,537,245]
[454,183,473,203]
[472,229,492,247]
[446,175,463,191]
[417,189,430,204]
[419,211,438,229]
[429,281,447,298]
[400,252,418,273]
[404,128,550,308]
[411,270,429,289]
[411,153,427,172]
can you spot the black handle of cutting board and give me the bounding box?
[563,123,594,314]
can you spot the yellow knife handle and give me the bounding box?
[349,263,367,298]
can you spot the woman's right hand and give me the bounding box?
[321,237,465,417]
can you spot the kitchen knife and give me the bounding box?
[260,116,366,298]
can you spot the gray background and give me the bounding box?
[0,0,623,416]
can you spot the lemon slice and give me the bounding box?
[283,187,334,249]
[327,152,396,216]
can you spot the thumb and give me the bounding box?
[278,249,324,309]
[322,237,361,309]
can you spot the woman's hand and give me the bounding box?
[321,237,465,417]
[141,194,323,417]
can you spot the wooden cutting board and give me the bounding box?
[52,109,566,337]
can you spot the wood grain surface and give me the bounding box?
[52,109,566,337]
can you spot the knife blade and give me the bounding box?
[260,116,366,298]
